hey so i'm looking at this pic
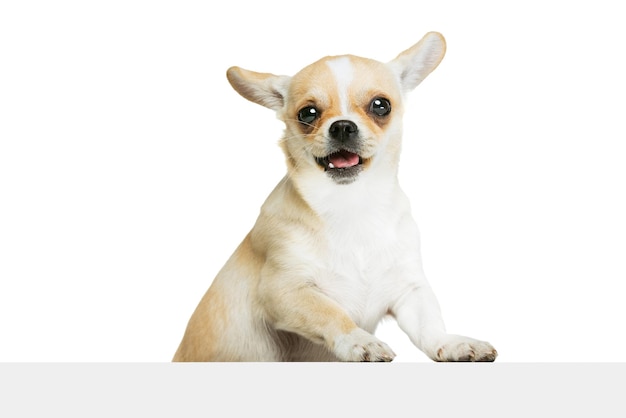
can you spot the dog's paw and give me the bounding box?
[334,328,395,362]
[434,335,497,362]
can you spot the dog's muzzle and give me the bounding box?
[315,120,368,185]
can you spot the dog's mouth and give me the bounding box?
[316,150,362,170]
[315,150,368,184]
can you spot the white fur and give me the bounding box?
[173,32,497,362]
[326,56,354,115]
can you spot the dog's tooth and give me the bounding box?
[328,162,335,169]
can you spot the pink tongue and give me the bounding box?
[329,151,360,168]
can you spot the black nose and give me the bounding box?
[329,120,358,142]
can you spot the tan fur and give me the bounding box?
[173,32,497,362]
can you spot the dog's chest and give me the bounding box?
[312,197,418,329]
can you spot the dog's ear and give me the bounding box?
[226,66,291,111]
[388,32,446,92]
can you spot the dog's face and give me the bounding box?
[227,32,446,185]
[280,55,404,185]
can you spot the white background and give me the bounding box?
[1,0,624,362]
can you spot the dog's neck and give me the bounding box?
[292,157,403,221]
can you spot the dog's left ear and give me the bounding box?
[226,66,291,111]
[389,31,447,92]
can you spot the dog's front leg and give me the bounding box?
[393,283,497,362]
[259,278,395,362]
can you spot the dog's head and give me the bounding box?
[226,32,446,186]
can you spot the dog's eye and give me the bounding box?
[297,106,319,125]
[370,98,391,117]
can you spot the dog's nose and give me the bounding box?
[329,120,358,143]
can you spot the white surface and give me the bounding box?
[1,0,625,362]
[1,363,624,417]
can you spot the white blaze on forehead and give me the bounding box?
[326,56,354,115]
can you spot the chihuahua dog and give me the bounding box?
[173,32,497,362]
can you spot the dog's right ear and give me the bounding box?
[226,67,291,111]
